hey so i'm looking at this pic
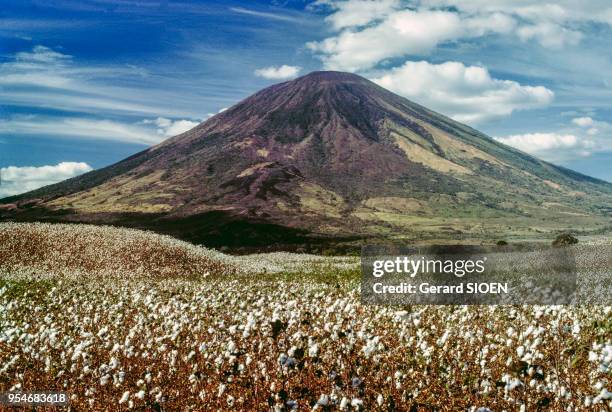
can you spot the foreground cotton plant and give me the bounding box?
[0,223,610,410]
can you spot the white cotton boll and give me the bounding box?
[119,391,130,404]
[278,353,288,366]
[437,331,450,346]
[395,310,408,319]
[317,394,329,406]
[377,394,384,406]
[288,346,297,357]
[218,384,226,397]
[309,344,319,358]
[598,388,612,400]
[136,390,145,400]
[516,346,525,357]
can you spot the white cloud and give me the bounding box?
[205,107,229,119]
[419,1,612,25]
[571,116,612,140]
[308,9,518,71]
[0,116,163,145]
[254,65,301,80]
[15,45,72,64]
[229,7,303,23]
[516,22,582,48]
[572,116,594,127]
[312,0,400,30]
[143,117,200,137]
[0,45,195,118]
[494,132,596,161]
[371,60,553,123]
[309,0,612,71]
[0,162,93,199]
[587,127,599,135]
[494,113,612,163]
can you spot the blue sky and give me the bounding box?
[1,0,612,197]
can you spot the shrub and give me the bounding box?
[552,233,578,247]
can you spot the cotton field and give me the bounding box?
[0,223,610,411]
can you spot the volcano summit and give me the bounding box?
[2,71,611,248]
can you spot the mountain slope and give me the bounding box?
[2,71,611,247]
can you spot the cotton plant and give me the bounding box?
[0,223,610,409]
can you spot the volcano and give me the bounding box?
[2,71,611,248]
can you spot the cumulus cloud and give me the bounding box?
[0,162,92,199]
[254,65,301,80]
[308,9,515,71]
[495,112,612,163]
[572,116,594,127]
[312,0,400,30]
[571,116,612,138]
[143,117,199,137]
[494,133,596,162]
[309,0,612,71]
[371,61,553,123]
